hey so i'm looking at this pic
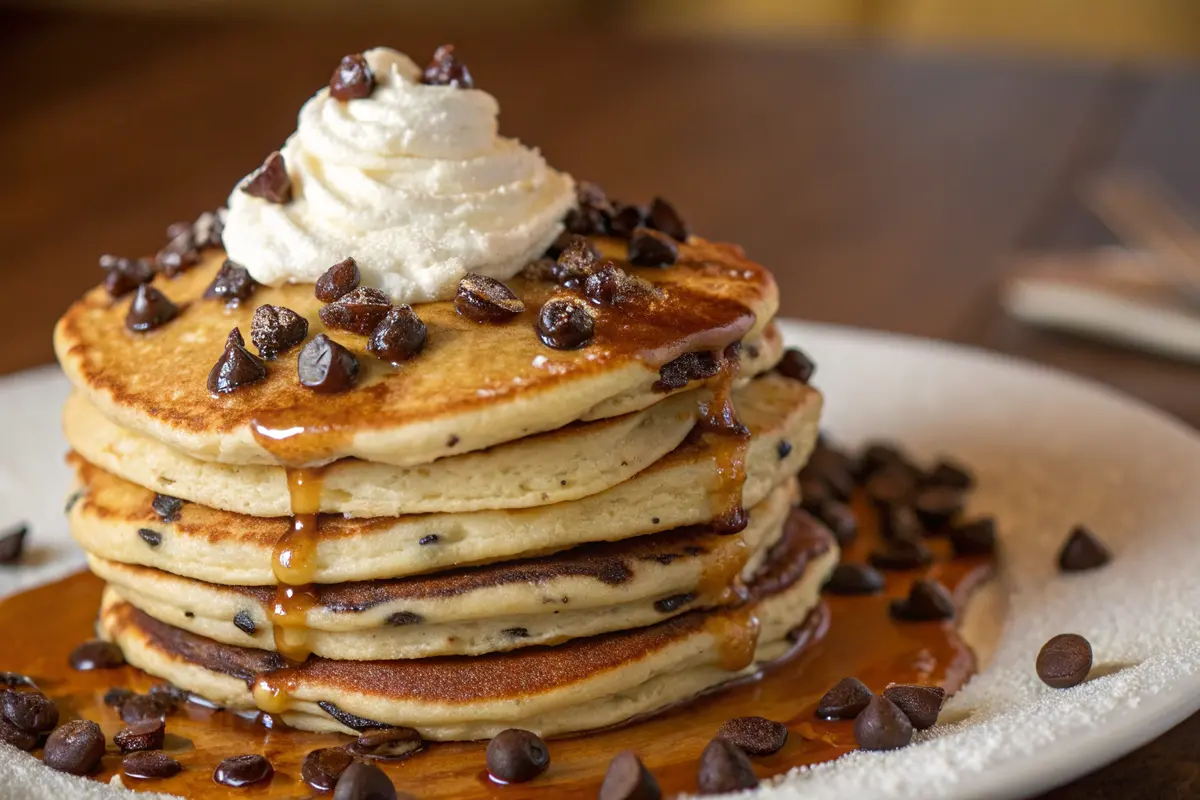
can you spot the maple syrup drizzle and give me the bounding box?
[699,347,751,534]
[695,536,751,606]
[706,607,763,672]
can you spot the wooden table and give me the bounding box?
[2,9,1197,798]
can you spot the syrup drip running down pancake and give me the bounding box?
[89,480,796,660]
[98,510,837,740]
[55,238,779,468]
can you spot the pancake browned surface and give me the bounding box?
[99,511,837,739]
[56,238,779,468]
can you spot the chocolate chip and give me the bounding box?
[0,717,36,751]
[543,231,580,260]
[1058,525,1110,572]
[43,719,106,775]
[137,528,162,548]
[386,611,423,627]
[319,286,392,334]
[155,230,200,277]
[193,208,227,249]
[913,485,966,528]
[422,44,473,88]
[924,460,975,490]
[870,536,932,571]
[348,727,424,760]
[815,499,858,547]
[103,687,133,708]
[950,517,997,557]
[1037,633,1093,689]
[299,334,360,394]
[866,466,917,510]
[64,491,83,514]
[122,750,182,780]
[599,750,660,800]
[69,640,124,670]
[125,284,179,332]
[628,227,678,267]
[774,348,816,383]
[316,258,361,302]
[1,689,59,733]
[890,579,955,622]
[585,263,652,306]
[647,197,688,242]
[856,442,912,483]
[251,305,309,359]
[503,627,530,638]
[330,53,375,100]
[776,440,793,459]
[418,534,438,546]
[653,593,694,614]
[455,273,524,323]
[208,327,268,394]
[714,505,748,535]
[152,494,182,523]
[213,754,274,787]
[716,716,788,756]
[696,737,757,794]
[302,747,354,791]
[553,235,599,287]
[204,260,258,307]
[101,255,154,298]
[853,695,914,751]
[148,683,187,711]
[317,702,390,732]
[334,760,400,800]
[537,298,594,349]
[113,718,165,752]
[233,610,256,636]
[608,203,647,240]
[882,684,945,730]
[815,676,873,720]
[0,673,35,690]
[654,351,720,392]
[0,523,28,564]
[566,181,614,236]
[120,694,168,724]
[486,728,550,783]
[368,306,427,363]
[242,151,291,204]
[823,563,885,596]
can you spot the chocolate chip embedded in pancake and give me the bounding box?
[55,236,779,468]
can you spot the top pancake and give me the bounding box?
[55,236,779,468]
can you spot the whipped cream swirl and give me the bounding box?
[222,48,575,304]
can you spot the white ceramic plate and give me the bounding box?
[2,321,1199,800]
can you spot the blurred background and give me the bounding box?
[2,1,1199,795]
[3,0,1199,414]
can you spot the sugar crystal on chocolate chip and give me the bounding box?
[251,304,309,360]
[319,286,391,335]
[628,227,679,267]
[422,44,473,88]
[316,257,361,302]
[330,53,375,101]
[454,273,524,323]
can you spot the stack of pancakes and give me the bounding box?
[54,233,835,740]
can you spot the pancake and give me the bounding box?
[62,325,780,517]
[90,482,794,660]
[55,237,780,468]
[69,374,821,585]
[98,510,837,740]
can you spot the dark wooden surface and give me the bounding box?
[2,9,1197,798]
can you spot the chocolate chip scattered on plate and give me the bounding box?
[949,517,997,557]
[882,684,946,730]
[213,753,274,788]
[241,151,291,204]
[113,718,165,753]
[333,760,401,800]
[599,750,660,800]
[1,688,59,733]
[695,737,758,794]
[316,257,361,302]
[1036,633,1093,689]
[43,719,106,775]
[816,676,873,720]
[486,728,550,783]
[301,746,354,791]
[1057,525,1110,572]
[823,563,885,596]
[716,716,788,756]
[122,750,182,780]
[0,523,28,564]
[853,695,914,751]
[348,727,424,760]
[68,640,125,670]
[455,273,524,323]
[330,53,375,101]
[869,535,933,571]
[890,578,956,622]
[774,348,816,384]
[0,718,37,751]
